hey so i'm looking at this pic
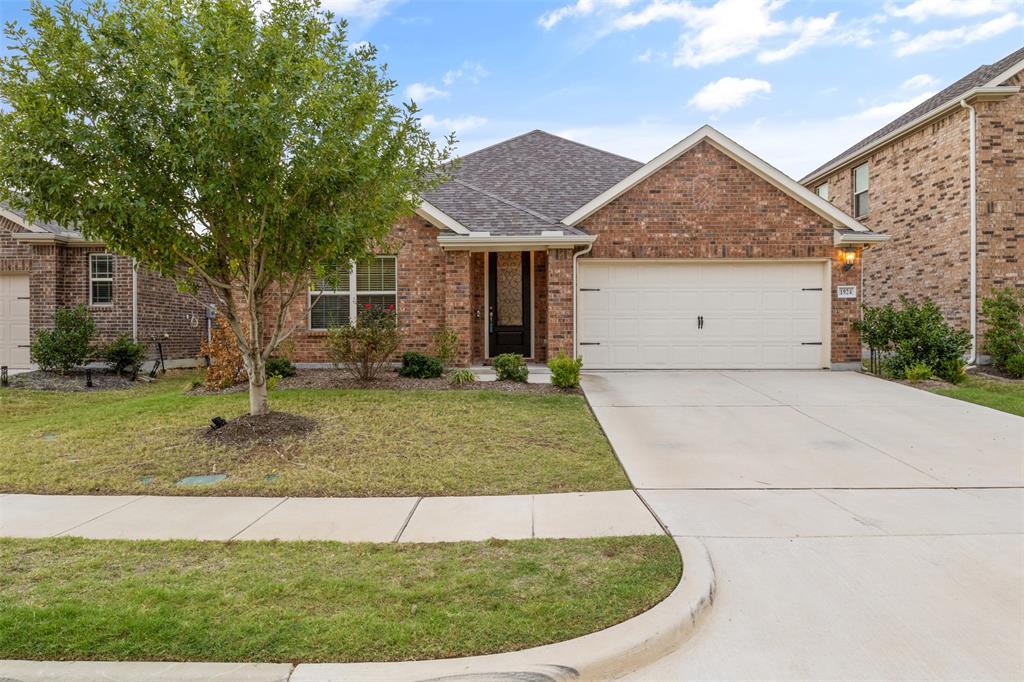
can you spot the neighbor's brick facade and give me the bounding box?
[579,140,862,363]
[0,216,211,362]
[808,77,1022,341]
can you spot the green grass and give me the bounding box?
[0,535,679,663]
[0,373,628,496]
[929,375,1024,417]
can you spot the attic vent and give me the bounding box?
[541,230,564,237]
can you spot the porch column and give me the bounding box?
[444,249,473,366]
[545,247,574,358]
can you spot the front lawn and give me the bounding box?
[929,374,1024,417]
[0,374,628,496]
[0,535,679,663]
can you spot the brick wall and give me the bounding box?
[444,249,473,366]
[533,250,549,361]
[545,248,574,358]
[976,73,1023,304]
[0,216,32,272]
[580,140,859,362]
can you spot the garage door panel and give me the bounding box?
[578,261,827,370]
[0,274,31,368]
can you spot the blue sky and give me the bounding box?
[2,0,1021,177]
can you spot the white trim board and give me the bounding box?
[415,200,470,235]
[562,125,870,233]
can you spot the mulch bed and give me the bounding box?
[200,411,316,447]
[4,369,139,392]
[969,365,1023,383]
[190,369,579,396]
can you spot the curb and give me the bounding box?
[290,536,715,682]
[0,537,714,682]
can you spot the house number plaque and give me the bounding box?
[836,285,857,299]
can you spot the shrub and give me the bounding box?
[903,362,932,383]
[265,356,297,378]
[199,316,246,389]
[432,326,460,369]
[858,297,970,378]
[493,353,528,382]
[548,352,583,389]
[981,287,1024,369]
[267,375,280,391]
[327,304,401,381]
[31,305,96,373]
[102,334,147,377]
[448,367,477,386]
[935,357,966,385]
[398,351,443,379]
[1005,354,1024,379]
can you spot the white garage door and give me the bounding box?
[578,261,828,369]
[0,274,31,369]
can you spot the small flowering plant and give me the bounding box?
[326,303,401,380]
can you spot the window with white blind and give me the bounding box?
[310,256,397,330]
[816,183,829,201]
[89,254,114,305]
[853,163,869,217]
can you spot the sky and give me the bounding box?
[1,0,1022,178]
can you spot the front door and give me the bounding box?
[488,251,531,357]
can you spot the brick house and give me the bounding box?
[283,125,882,369]
[801,46,1023,363]
[0,125,883,371]
[0,204,213,369]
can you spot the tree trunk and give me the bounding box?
[245,352,269,416]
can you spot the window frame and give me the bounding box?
[88,253,115,307]
[308,256,397,331]
[815,182,829,201]
[853,163,869,218]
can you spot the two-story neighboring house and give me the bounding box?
[801,46,1023,363]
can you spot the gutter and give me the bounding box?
[132,259,139,343]
[572,241,594,359]
[801,85,1019,186]
[960,98,978,364]
[437,234,597,251]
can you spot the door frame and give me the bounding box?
[483,251,535,359]
[575,257,831,369]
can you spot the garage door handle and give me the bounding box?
[801,287,822,291]
[17,344,30,348]
[16,296,30,300]
[579,288,601,292]
[801,342,822,345]
[579,342,600,346]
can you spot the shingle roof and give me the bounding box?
[802,45,1024,183]
[0,200,81,237]
[422,130,642,236]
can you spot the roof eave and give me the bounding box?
[801,85,1021,185]
[834,230,891,247]
[13,231,99,246]
[415,200,471,235]
[563,124,870,232]
[437,233,596,251]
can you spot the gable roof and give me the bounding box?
[0,200,81,237]
[801,45,1024,184]
[563,124,871,232]
[421,130,642,236]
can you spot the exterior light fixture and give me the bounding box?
[841,247,856,272]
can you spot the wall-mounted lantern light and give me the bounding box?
[841,247,856,272]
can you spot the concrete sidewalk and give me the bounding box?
[0,489,663,542]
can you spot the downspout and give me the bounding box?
[960,99,978,364]
[571,242,594,358]
[132,258,139,343]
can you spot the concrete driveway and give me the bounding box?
[582,370,1024,680]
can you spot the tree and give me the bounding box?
[0,0,452,415]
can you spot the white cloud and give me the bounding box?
[757,12,838,63]
[319,0,399,21]
[406,83,449,102]
[901,73,938,90]
[635,48,653,62]
[886,0,1018,23]
[843,91,935,123]
[538,0,635,30]
[894,12,1022,55]
[420,114,489,132]
[689,77,772,112]
[442,61,490,86]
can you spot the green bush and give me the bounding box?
[398,351,443,379]
[548,352,583,389]
[31,305,96,373]
[857,297,970,378]
[981,287,1024,369]
[327,306,401,381]
[1005,354,1024,379]
[493,353,528,382]
[935,357,966,385]
[432,326,460,369]
[102,334,147,376]
[903,362,932,383]
[265,356,297,378]
[448,367,477,386]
